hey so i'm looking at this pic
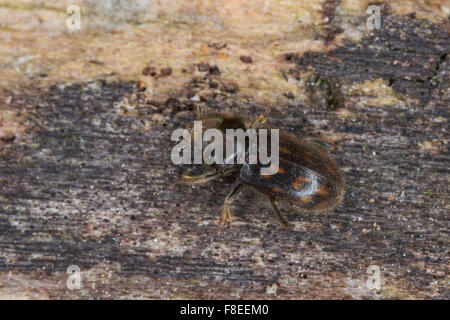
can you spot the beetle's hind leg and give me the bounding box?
[220,182,242,227]
[269,198,292,229]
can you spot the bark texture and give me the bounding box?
[0,2,448,299]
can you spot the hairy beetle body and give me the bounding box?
[177,105,345,228]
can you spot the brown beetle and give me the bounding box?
[178,105,345,228]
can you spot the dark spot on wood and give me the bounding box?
[0,134,16,143]
[283,52,297,62]
[284,92,294,100]
[89,60,104,65]
[142,66,157,77]
[240,55,253,63]
[208,65,221,75]
[223,82,239,93]
[160,67,172,77]
[208,42,227,50]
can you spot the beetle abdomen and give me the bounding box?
[241,161,339,210]
[239,133,344,212]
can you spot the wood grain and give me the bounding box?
[0,3,448,299]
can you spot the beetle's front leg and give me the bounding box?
[180,166,234,185]
[220,182,242,227]
[181,171,220,184]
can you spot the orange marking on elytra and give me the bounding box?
[291,176,310,190]
[291,181,302,190]
[272,187,284,193]
[301,195,313,203]
[316,185,329,196]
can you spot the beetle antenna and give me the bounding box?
[249,104,273,129]
[263,104,273,118]
[194,104,204,119]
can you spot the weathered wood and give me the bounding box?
[0,4,448,299]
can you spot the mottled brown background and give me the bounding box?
[0,0,448,299]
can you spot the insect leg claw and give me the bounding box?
[219,205,231,228]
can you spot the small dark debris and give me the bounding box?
[160,67,172,77]
[137,83,146,92]
[284,92,295,100]
[196,63,221,75]
[208,42,227,50]
[0,134,16,143]
[165,98,181,111]
[208,65,221,75]
[89,60,104,65]
[209,80,219,89]
[240,55,253,63]
[223,82,239,93]
[197,62,210,72]
[283,53,297,62]
[142,66,157,77]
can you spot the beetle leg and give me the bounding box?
[249,104,272,129]
[220,182,242,227]
[269,198,292,229]
[181,167,234,184]
[306,138,335,152]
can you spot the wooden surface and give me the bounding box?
[0,2,448,299]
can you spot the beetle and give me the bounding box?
[177,104,345,228]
